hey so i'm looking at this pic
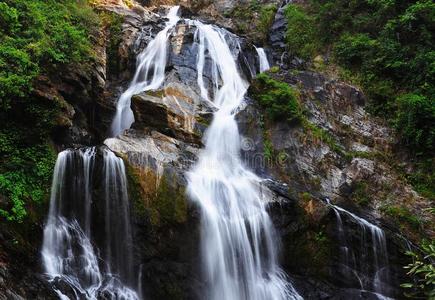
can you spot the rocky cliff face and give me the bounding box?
[1,1,433,299]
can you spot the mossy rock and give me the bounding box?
[124,160,188,227]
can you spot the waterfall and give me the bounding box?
[41,148,138,300]
[110,6,180,136]
[255,47,270,73]
[327,200,392,299]
[186,21,302,300]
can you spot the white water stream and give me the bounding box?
[108,5,302,299]
[41,148,138,300]
[326,199,392,299]
[255,47,270,73]
[110,7,180,136]
[41,4,401,300]
[186,21,301,300]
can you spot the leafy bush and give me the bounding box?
[0,0,97,109]
[250,73,302,123]
[401,240,435,298]
[334,33,379,69]
[406,160,435,199]
[0,0,99,221]
[284,4,319,60]
[394,93,435,155]
[381,205,422,230]
[258,4,277,39]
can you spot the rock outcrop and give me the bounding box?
[1,1,432,299]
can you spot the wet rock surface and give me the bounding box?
[238,67,433,298]
[1,1,432,300]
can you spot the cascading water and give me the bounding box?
[255,47,270,73]
[186,21,302,300]
[41,148,138,300]
[110,6,180,136]
[326,200,392,299]
[108,5,297,299]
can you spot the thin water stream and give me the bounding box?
[326,199,392,299]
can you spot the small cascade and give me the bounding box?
[326,199,392,299]
[255,47,270,73]
[101,150,134,283]
[110,6,180,136]
[41,148,138,300]
[187,20,302,300]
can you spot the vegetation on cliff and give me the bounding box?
[284,0,434,199]
[250,73,302,123]
[0,0,98,221]
[402,240,435,298]
[226,0,277,43]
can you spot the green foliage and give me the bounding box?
[284,4,319,60]
[0,0,98,221]
[0,43,38,108]
[405,160,435,199]
[334,33,379,69]
[101,11,124,77]
[394,94,435,155]
[294,0,435,158]
[0,0,98,108]
[401,240,435,298]
[314,230,328,243]
[263,137,273,161]
[251,73,302,123]
[258,4,277,40]
[381,205,422,230]
[0,103,59,221]
[0,144,56,221]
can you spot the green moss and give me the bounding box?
[284,223,332,278]
[258,4,278,40]
[344,150,378,162]
[268,66,280,73]
[124,162,188,227]
[250,73,303,123]
[150,175,187,227]
[145,89,165,98]
[124,161,148,219]
[263,137,273,161]
[300,192,312,202]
